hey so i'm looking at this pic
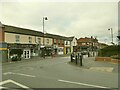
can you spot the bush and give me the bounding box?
[98,45,120,57]
[110,55,120,59]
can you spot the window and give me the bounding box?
[82,43,86,45]
[58,39,60,45]
[68,41,70,45]
[15,35,20,43]
[29,37,32,43]
[46,39,49,44]
[65,41,68,45]
[38,38,41,44]
[54,39,56,44]
[62,40,64,45]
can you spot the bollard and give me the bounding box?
[71,54,73,62]
[88,52,90,57]
[75,55,77,64]
[80,54,83,66]
[78,53,80,61]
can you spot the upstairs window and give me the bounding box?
[29,37,32,43]
[65,41,68,45]
[15,35,20,43]
[46,39,49,44]
[58,39,60,45]
[62,40,64,45]
[38,38,41,44]
[54,39,56,44]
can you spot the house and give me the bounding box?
[4,24,44,60]
[77,36,99,56]
[0,23,75,62]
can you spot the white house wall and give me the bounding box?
[5,32,36,44]
[44,38,52,46]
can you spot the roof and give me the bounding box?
[45,33,74,41]
[77,37,98,43]
[3,24,73,41]
[98,42,108,46]
[77,37,92,43]
[4,24,44,37]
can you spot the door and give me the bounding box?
[24,49,30,59]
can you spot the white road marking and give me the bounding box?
[0,86,9,89]
[0,79,33,90]
[58,79,109,88]
[3,72,12,75]
[3,72,36,78]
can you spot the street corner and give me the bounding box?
[89,67,114,73]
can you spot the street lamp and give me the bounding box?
[42,17,48,58]
[43,17,48,46]
[108,28,114,44]
[117,36,120,40]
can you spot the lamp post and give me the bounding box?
[42,17,48,58]
[43,17,48,46]
[108,28,114,44]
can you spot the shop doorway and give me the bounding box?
[23,49,31,59]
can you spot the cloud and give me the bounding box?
[0,2,118,44]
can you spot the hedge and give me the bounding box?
[98,45,120,57]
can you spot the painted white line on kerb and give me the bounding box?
[0,79,33,90]
[0,86,9,89]
[58,79,109,88]
[3,72,36,78]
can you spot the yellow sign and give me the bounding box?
[0,48,8,50]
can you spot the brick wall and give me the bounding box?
[0,27,4,42]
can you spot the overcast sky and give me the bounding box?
[0,0,119,44]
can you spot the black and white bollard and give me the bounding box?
[80,54,83,66]
[75,55,77,65]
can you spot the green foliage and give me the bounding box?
[110,55,120,59]
[98,45,120,57]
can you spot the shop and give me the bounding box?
[58,47,64,55]
[40,45,52,57]
[7,43,37,61]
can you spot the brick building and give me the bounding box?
[77,36,99,56]
[0,23,76,62]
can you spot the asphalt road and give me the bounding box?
[1,56,119,89]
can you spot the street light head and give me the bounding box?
[44,17,48,20]
[117,36,120,40]
[108,28,112,31]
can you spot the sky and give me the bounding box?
[0,0,119,45]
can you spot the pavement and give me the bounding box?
[2,55,119,73]
[69,56,119,73]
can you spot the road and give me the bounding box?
[1,56,118,89]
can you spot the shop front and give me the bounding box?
[7,43,37,61]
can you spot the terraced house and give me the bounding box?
[0,23,76,62]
